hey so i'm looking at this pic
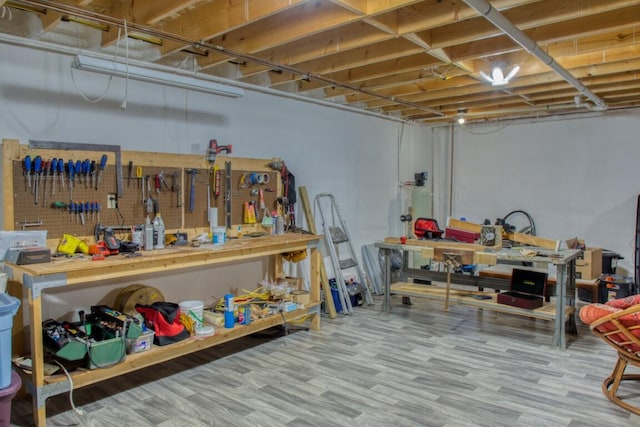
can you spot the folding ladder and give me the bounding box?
[314,193,373,314]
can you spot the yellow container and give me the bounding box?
[57,234,81,255]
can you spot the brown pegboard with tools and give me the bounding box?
[3,139,285,246]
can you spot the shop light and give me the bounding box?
[71,55,244,98]
[479,65,520,86]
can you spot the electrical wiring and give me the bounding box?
[53,360,86,417]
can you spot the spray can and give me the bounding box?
[224,293,235,328]
[144,216,154,251]
[153,213,165,249]
[131,225,143,247]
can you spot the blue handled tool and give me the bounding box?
[51,158,58,196]
[33,156,42,204]
[96,154,107,190]
[68,160,76,201]
[75,160,82,185]
[24,155,32,190]
[58,158,65,188]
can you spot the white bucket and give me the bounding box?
[179,300,204,328]
[212,226,226,245]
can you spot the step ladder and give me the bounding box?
[314,193,373,314]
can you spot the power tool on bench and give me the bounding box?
[91,224,139,258]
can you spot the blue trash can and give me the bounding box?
[0,293,20,389]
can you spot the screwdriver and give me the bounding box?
[90,160,96,190]
[68,160,76,201]
[83,160,90,189]
[96,154,107,190]
[33,156,42,204]
[42,160,50,205]
[95,201,101,223]
[58,158,65,189]
[83,202,89,225]
[24,155,32,190]
[51,158,58,196]
[75,160,82,185]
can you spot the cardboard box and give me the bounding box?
[575,247,602,280]
[497,268,547,310]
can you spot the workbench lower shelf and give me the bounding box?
[391,282,575,321]
[39,303,320,390]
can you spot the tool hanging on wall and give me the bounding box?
[171,171,181,207]
[51,158,58,197]
[23,155,32,191]
[225,161,232,229]
[96,154,107,190]
[58,158,65,189]
[213,165,220,199]
[29,140,124,197]
[146,176,153,214]
[207,139,232,164]
[186,169,198,212]
[67,160,75,201]
[33,155,42,205]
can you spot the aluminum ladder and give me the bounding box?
[314,193,373,314]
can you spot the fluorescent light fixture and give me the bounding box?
[480,65,520,86]
[71,55,244,98]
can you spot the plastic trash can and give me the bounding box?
[0,293,20,389]
[0,370,21,426]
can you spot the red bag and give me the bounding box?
[135,302,190,346]
[414,218,443,239]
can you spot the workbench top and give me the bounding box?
[6,233,319,286]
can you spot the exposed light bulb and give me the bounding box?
[491,67,505,83]
[480,65,520,86]
[457,117,465,125]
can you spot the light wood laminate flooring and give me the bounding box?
[10,296,640,426]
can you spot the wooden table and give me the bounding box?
[4,233,321,427]
[376,238,581,350]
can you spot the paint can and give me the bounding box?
[212,226,226,245]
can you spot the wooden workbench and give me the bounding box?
[376,237,581,350]
[4,233,321,427]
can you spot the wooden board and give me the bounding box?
[390,282,575,321]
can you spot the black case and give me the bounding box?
[497,268,548,309]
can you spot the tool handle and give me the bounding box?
[75,160,82,177]
[99,154,107,170]
[58,158,64,174]
[24,155,32,172]
[51,158,57,174]
[91,160,96,175]
[34,156,42,173]
[68,160,75,180]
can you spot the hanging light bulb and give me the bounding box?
[480,65,520,86]
[456,109,467,125]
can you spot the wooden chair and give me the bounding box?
[586,302,640,415]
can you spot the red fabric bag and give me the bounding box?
[135,302,190,346]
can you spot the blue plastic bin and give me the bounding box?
[0,293,20,389]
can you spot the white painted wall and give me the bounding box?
[0,43,432,319]
[444,112,640,276]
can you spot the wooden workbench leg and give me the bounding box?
[309,244,321,330]
[28,288,47,426]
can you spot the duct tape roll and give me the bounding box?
[262,173,270,184]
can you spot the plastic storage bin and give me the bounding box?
[0,293,20,389]
[0,370,21,425]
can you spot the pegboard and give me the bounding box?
[10,149,283,241]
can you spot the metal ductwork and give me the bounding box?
[463,0,607,111]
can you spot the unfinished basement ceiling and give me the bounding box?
[1,0,639,124]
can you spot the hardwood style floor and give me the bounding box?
[10,296,640,427]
